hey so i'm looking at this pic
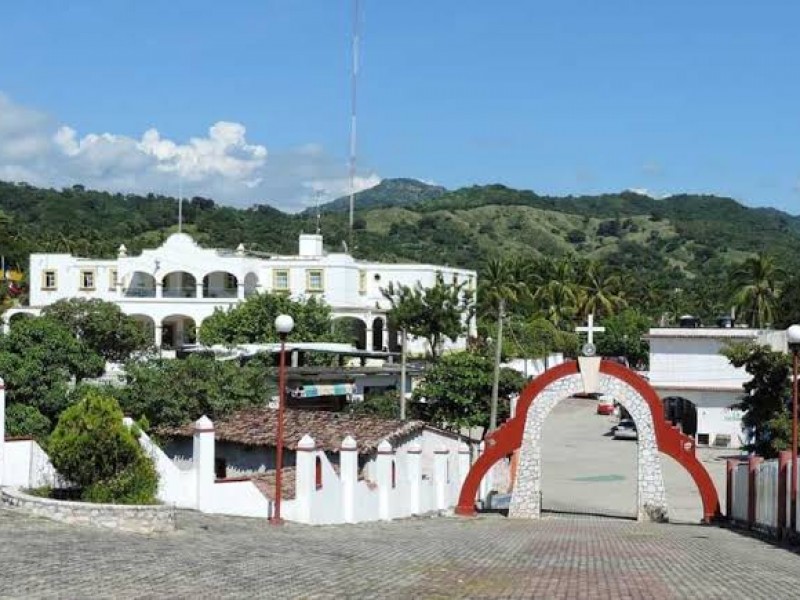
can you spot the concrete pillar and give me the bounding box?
[196,282,204,299]
[237,282,245,300]
[341,436,358,523]
[726,458,736,520]
[382,321,389,352]
[434,445,449,510]
[407,442,422,515]
[154,324,163,348]
[458,442,471,489]
[365,328,373,352]
[0,377,5,487]
[156,282,163,299]
[376,440,394,520]
[294,434,316,523]
[193,415,215,512]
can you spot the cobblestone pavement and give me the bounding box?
[1,508,799,599]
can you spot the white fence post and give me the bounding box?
[434,445,449,510]
[294,434,316,523]
[340,435,358,523]
[193,415,215,512]
[376,440,394,521]
[0,377,5,487]
[407,442,422,515]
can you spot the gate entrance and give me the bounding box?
[456,358,721,523]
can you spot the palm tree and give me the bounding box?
[480,257,530,430]
[730,253,784,328]
[577,261,627,319]
[533,258,579,328]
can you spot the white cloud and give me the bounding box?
[0,92,380,211]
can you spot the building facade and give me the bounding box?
[646,326,788,449]
[2,232,477,355]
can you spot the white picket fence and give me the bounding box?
[728,455,800,536]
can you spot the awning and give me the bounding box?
[290,384,354,398]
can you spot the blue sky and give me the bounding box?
[1,1,799,213]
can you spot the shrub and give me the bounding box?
[5,404,51,441]
[48,389,158,504]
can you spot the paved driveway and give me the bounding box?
[541,398,736,522]
[0,508,798,598]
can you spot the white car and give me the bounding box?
[613,419,638,440]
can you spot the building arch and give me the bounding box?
[456,359,721,523]
[663,396,698,437]
[162,271,197,298]
[332,316,367,350]
[372,317,385,351]
[161,314,197,348]
[202,271,238,298]
[125,271,156,297]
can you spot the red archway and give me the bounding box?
[456,359,721,522]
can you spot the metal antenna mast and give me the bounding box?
[348,0,360,252]
[315,189,322,235]
[178,177,183,233]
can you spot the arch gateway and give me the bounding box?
[456,358,721,523]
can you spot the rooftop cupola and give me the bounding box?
[298,233,324,257]
[118,244,127,258]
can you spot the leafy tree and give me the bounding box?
[730,254,784,328]
[0,317,104,420]
[348,391,401,420]
[42,298,150,362]
[505,316,579,359]
[199,292,343,345]
[5,404,51,442]
[382,275,474,360]
[722,342,790,457]
[118,355,276,428]
[596,309,651,368]
[413,351,525,433]
[774,275,800,329]
[48,389,158,503]
[576,261,627,319]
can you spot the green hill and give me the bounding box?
[307,178,447,214]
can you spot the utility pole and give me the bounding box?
[489,298,505,431]
[400,329,407,420]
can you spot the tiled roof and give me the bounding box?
[159,407,427,454]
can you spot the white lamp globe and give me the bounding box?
[275,314,294,335]
[787,324,800,348]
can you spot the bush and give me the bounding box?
[5,404,51,441]
[47,389,158,504]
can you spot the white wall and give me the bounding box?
[2,440,59,489]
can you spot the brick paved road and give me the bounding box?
[1,509,799,599]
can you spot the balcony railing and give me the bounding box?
[124,288,156,298]
[162,287,198,298]
[204,287,237,299]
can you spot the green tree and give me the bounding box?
[722,342,790,457]
[5,404,51,442]
[730,253,784,328]
[596,309,652,367]
[42,298,151,362]
[412,351,525,433]
[774,274,800,329]
[382,274,474,360]
[48,389,158,503]
[576,261,627,319]
[0,317,105,420]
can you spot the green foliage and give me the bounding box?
[382,275,474,359]
[348,391,401,420]
[596,309,652,368]
[47,389,158,503]
[42,298,151,362]
[118,355,276,428]
[0,317,104,420]
[413,351,525,432]
[199,292,343,346]
[730,254,784,328]
[722,342,790,457]
[5,404,51,441]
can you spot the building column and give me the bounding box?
[155,282,163,299]
[154,324,163,348]
[194,415,215,512]
[365,326,373,352]
[196,282,204,299]
[382,321,389,352]
[237,282,245,300]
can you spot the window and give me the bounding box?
[42,270,57,290]
[80,269,96,290]
[273,269,289,291]
[225,273,237,289]
[315,457,323,490]
[306,269,324,292]
[359,270,367,295]
[109,269,118,290]
[697,433,710,446]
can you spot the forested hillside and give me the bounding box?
[1,179,799,327]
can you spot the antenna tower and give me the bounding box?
[348,0,360,251]
[178,177,183,234]
[315,189,322,235]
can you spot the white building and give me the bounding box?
[646,326,788,449]
[2,232,477,355]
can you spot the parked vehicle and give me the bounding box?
[596,395,616,415]
[613,419,638,440]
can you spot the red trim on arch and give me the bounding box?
[455,359,722,523]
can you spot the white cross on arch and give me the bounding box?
[575,313,605,345]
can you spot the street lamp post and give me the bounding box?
[270,314,294,525]
[787,325,800,531]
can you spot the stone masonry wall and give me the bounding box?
[0,488,175,534]
[508,373,668,522]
